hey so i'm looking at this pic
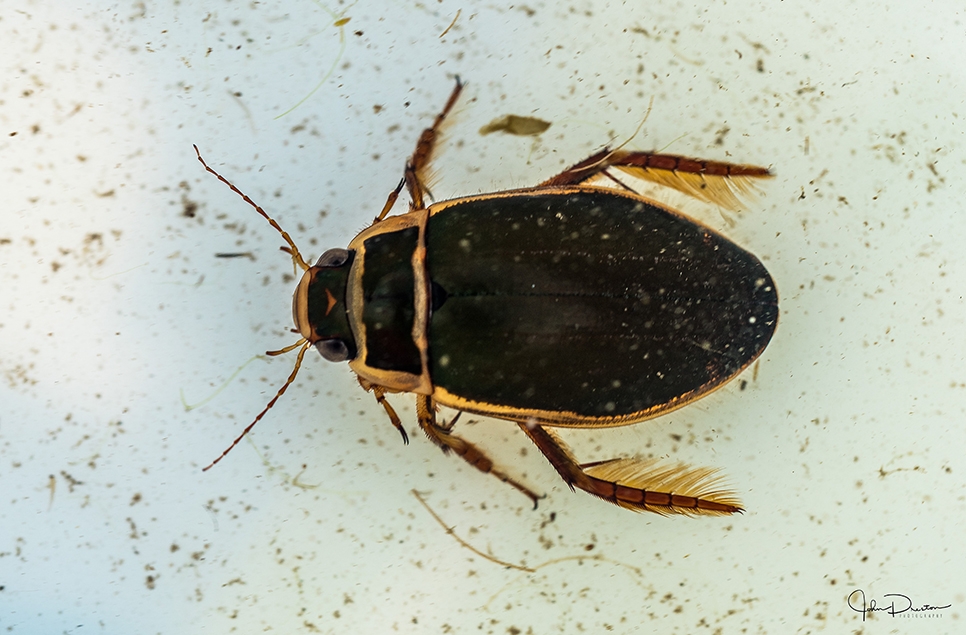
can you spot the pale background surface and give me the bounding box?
[2,1,964,633]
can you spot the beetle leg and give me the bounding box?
[373,177,406,224]
[357,376,409,444]
[518,421,743,516]
[415,394,541,508]
[539,149,772,211]
[404,77,465,210]
[541,149,771,186]
[438,411,461,432]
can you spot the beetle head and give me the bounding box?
[293,248,357,363]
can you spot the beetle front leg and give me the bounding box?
[415,394,541,508]
[357,376,409,444]
[518,421,743,516]
[372,177,406,224]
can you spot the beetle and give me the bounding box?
[195,78,778,516]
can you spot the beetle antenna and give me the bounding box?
[266,338,309,356]
[193,145,310,272]
[202,338,310,471]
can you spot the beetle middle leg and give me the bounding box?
[403,78,465,211]
[373,79,464,223]
[415,394,541,508]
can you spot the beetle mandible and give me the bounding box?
[195,78,778,516]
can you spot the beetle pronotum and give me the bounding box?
[196,78,777,516]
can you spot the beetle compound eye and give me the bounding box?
[315,338,350,362]
[316,248,350,268]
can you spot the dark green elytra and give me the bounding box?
[424,190,777,417]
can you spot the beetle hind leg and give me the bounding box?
[540,148,773,211]
[518,422,743,516]
[415,394,541,508]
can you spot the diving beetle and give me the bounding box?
[195,78,777,516]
